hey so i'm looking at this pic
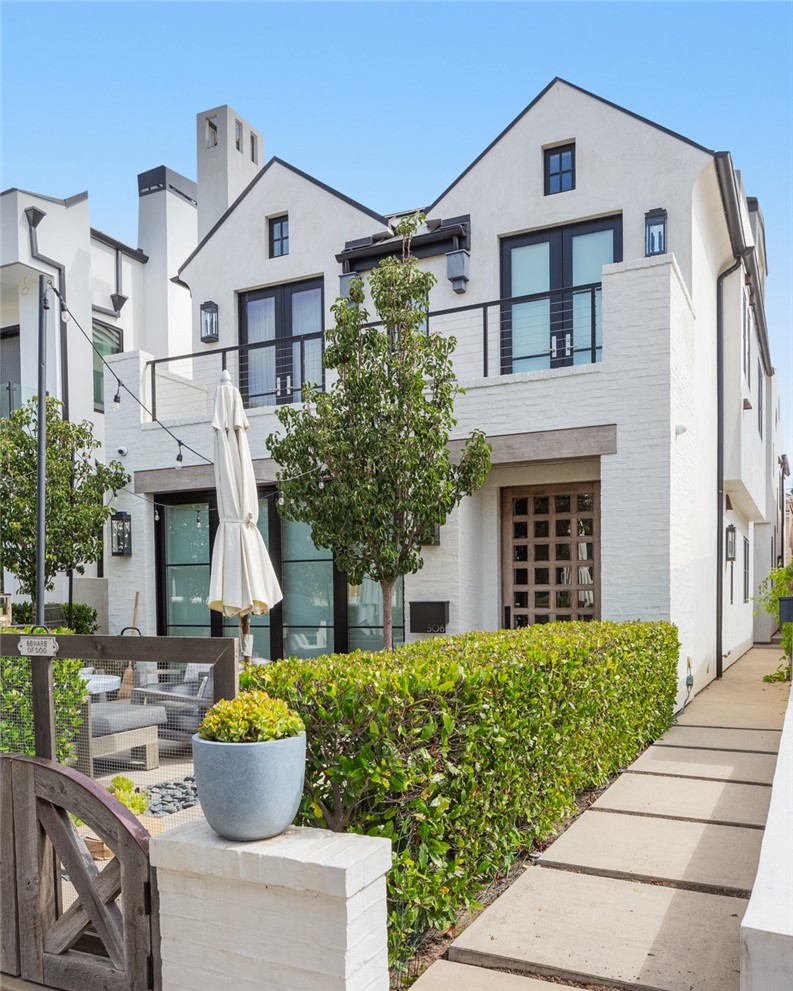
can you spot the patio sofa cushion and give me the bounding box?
[89,702,168,737]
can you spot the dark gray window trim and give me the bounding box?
[269,214,289,258]
[337,216,470,272]
[544,143,576,195]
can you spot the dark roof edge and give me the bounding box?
[0,187,89,207]
[426,77,714,213]
[91,228,149,263]
[714,152,772,377]
[178,156,388,277]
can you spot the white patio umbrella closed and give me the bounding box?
[208,371,282,660]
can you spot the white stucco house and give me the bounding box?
[0,166,198,611]
[5,79,788,702]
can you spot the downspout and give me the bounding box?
[713,152,751,679]
[24,207,69,420]
[716,254,743,678]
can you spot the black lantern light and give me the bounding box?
[200,301,219,343]
[725,523,737,562]
[645,208,667,257]
[110,511,132,557]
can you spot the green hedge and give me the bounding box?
[11,600,99,635]
[242,620,679,965]
[0,626,87,763]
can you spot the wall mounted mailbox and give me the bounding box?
[779,596,793,625]
[409,601,449,635]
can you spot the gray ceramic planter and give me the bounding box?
[192,731,306,841]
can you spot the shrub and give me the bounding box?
[199,691,305,743]
[758,561,793,660]
[11,601,99,635]
[106,775,149,815]
[242,620,679,965]
[0,626,88,764]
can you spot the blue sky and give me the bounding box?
[2,1,792,439]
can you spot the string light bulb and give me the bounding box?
[196,510,202,528]
[154,508,160,522]
[113,379,122,411]
[277,492,285,507]
[60,304,70,323]
[175,441,184,469]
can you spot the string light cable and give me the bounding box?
[49,283,212,467]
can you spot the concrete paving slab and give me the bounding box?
[675,685,789,731]
[539,810,761,894]
[656,725,782,754]
[449,868,745,991]
[627,745,777,784]
[592,773,771,827]
[412,960,562,990]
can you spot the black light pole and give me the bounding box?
[36,274,49,627]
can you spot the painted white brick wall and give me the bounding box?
[150,819,392,991]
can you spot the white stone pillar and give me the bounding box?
[150,819,392,991]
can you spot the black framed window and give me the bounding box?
[500,215,621,372]
[156,488,403,659]
[239,277,323,406]
[269,215,289,258]
[92,322,123,412]
[758,360,763,437]
[743,537,750,603]
[544,144,575,195]
[1,326,21,417]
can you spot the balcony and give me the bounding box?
[1,381,34,419]
[147,285,601,423]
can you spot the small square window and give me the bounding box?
[269,215,289,258]
[544,143,575,195]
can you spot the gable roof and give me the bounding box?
[426,77,715,213]
[178,156,388,276]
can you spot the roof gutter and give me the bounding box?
[24,207,69,420]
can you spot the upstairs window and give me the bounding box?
[269,215,289,258]
[544,143,575,195]
[92,322,123,412]
[758,360,763,437]
[235,119,242,152]
[250,133,258,164]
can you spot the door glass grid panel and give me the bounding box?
[506,484,599,626]
[164,504,211,635]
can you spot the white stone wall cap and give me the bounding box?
[150,818,392,898]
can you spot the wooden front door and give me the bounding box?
[502,482,600,628]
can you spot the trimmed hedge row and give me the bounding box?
[242,620,679,964]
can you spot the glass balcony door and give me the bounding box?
[501,217,621,373]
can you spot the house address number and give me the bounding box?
[18,636,60,657]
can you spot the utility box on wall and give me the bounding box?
[409,601,449,635]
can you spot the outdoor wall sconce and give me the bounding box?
[645,208,667,256]
[725,523,737,562]
[200,301,219,343]
[110,511,133,557]
[446,249,470,294]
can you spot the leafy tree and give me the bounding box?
[0,397,129,608]
[267,214,491,649]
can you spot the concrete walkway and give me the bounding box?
[414,643,791,991]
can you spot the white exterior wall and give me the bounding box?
[138,187,196,358]
[196,105,263,241]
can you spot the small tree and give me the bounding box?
[267,214,491,649]
[0,397,129,608]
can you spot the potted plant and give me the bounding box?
[193,690,306,841]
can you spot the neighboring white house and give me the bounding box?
[0,166,199,613]
[6,80,788,704]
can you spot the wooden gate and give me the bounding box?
[1,755,158,990]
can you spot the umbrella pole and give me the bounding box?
[239,613,252,663]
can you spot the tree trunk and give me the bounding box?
[381,579,394,652]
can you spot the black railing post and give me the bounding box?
[482,305,489,378]
[150,361,157,422]
[591,288,597,364]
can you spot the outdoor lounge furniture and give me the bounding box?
[131,665,214,744]
[75,701,168,777]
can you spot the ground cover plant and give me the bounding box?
[242,619,679,966]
